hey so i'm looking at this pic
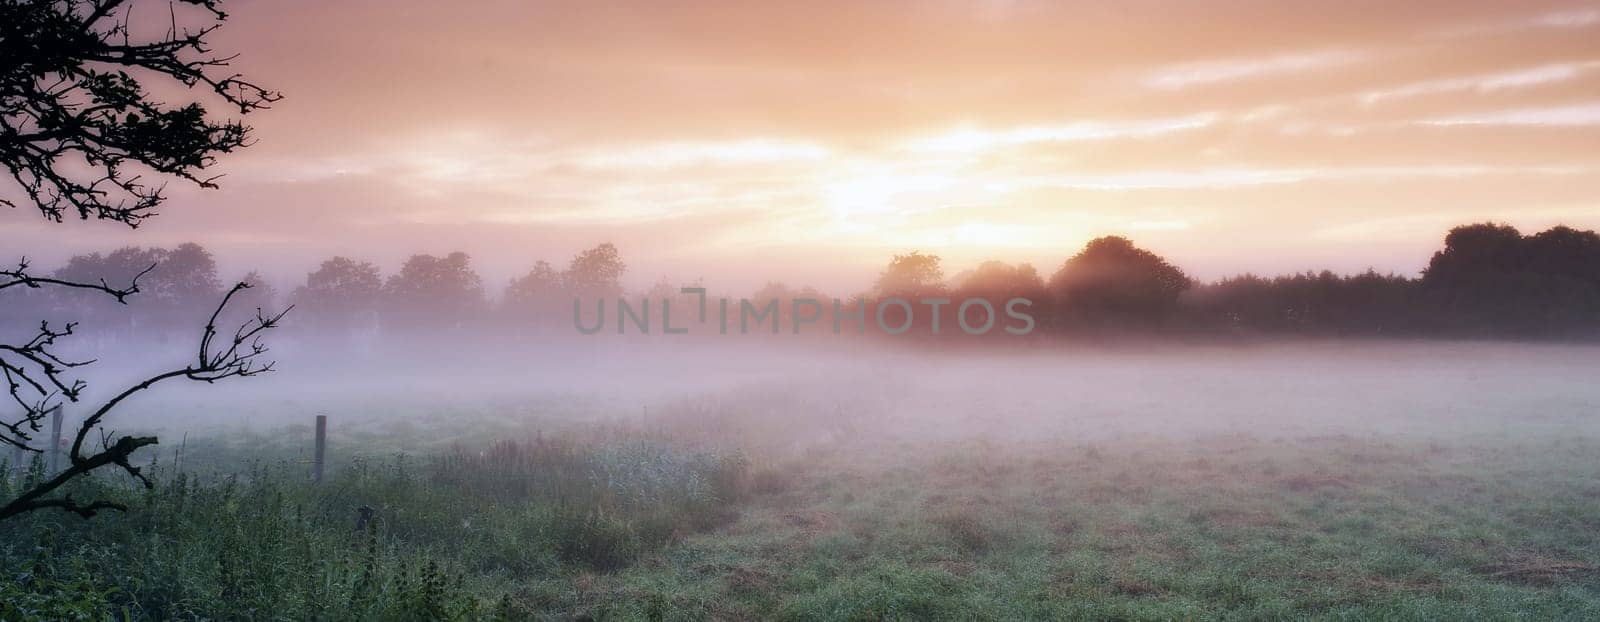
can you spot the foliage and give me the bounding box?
[289,257,385,332]
[382,252,488,329]
[0,0,278,226]
[563,242,627,298]
[874,251,946,300]
[0,282,287,521]
[1,0,285,523]
[0,435,748,619]
[1421,223,1600,335]
[10,223,1600,342]
[1048,236,1193,329]
[1185,270,1424,336]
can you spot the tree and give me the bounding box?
[1,0,283,521]
[1523,226,1600,288]
[748,281,795,333]
[1,0,279,226]
[290,256,383,331]
[42,243,223,335]
[870,251,946,336]
[146,242,223,309]
[383,252,487,329]
[227,270,278,317]
[1422,223,1600,335]
[563,243,626,299]
[0,279,285,520]
[873,251,945,300]
[1048,236,1191,330]
[1183,270,1422,335]
[502,260,562,329]
[53,247,163,292]
[1421,223,1525,285]
[955,260,1045,302]
[952,261,1045,337]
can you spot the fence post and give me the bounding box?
[313,414,327,483]
[46,406,62,475]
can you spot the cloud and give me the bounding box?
[1439,7,1600,37]
[1360,62,1600,105]
[574,139,832,169]
[1422,103,1600,126]
[900,113,1219,153]
[1143,49,1366,90]
[1531,8,1600,28]
[1014,165,1592,191]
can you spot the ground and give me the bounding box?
[4,342,1599,620]
[540,432,1600,620]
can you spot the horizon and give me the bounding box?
[11,220,1591,303]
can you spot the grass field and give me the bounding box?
[4,343,1600,620]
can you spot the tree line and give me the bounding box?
[7,222,1598,342]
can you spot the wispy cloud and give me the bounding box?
[1143,49,1366,90]
[1439,7,1600,37]
[1531,7,1600,29]
[1015,165,1591,191]
[900,113,1219,153]
[1360,62,1600,105]
[1422,102,1600,126]
[575,139,832,169]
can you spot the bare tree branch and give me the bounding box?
[1,0,280,226]
[0,256,152,301]
[2,0,283,522]
[1,279,288,522]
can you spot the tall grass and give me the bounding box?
[0,436,748,620]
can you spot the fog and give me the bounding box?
[72,337,1600,459]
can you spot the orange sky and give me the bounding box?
[6,0,1600,294]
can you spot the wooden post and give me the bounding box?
[313,414,327,483]
[46,406,62,475]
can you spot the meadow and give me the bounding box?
[3,341,1599,620]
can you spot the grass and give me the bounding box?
[527,432,1600,620]
[0,435,747,620]
[4,421,1600,619]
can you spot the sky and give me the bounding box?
[6,0,1600,295]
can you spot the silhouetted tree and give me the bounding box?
[1524,226,1600,286]
[951,261,1046,338]
[867,252,946,336]
[47,246,162,335]
[955,261,1045,302]
[289,256,383,332]
[746,281,795,334]
[53,247,163,292]
[228,270,277,313]
[640,276,707,334]
[1422,223,1600,335]
[0,0,279,226]
[143,242,224,330]
[1422,223,1525,284]
[383,252,487,330]
[1183,270,1421,335]
[1,0,284,521]
[148,243,223,306]
[502,260,564,330]
[563,243,626,299]
[42,243,223,334]
[873,251,945,300]
[1048,236,1191,331]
